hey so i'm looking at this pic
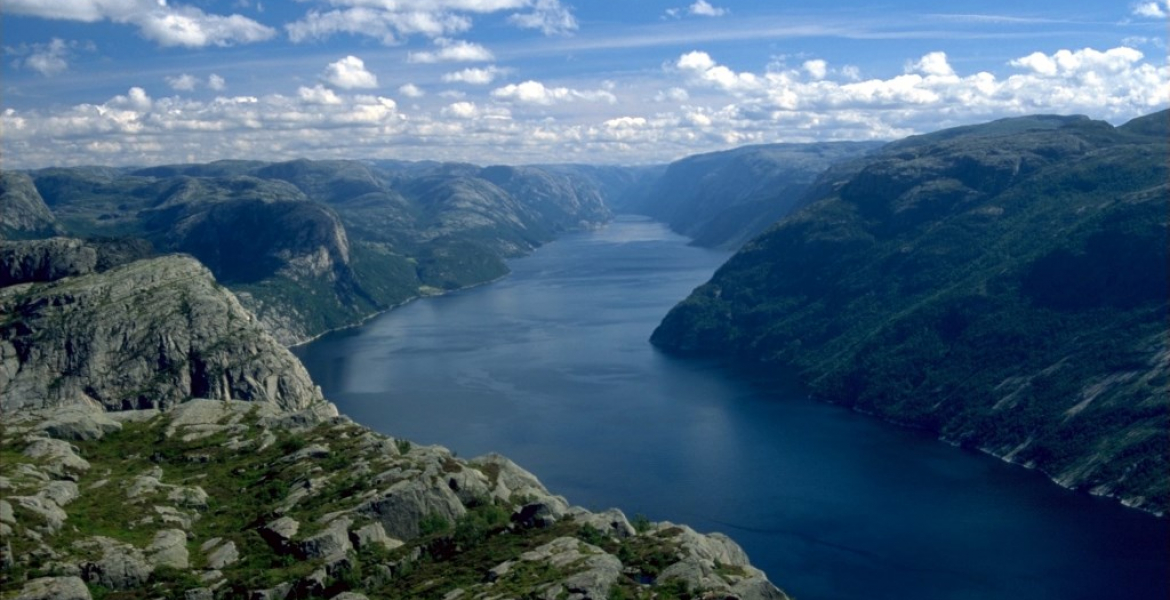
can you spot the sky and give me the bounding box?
[2,0,1167,168]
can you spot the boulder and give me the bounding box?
[13,576,92,600]
[35,406,123,441]
[80,537,153,590]
[147,529,190,569]
[259,516,300,551]
[357,477,466,540]
[349,522,402,552]
[297,518,352,559]
[205,540,239,569]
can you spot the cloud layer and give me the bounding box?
[3,43,1166,169]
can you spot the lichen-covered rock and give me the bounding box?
[0,254,325,412]
[297,517,352,559]
[205,540,239,569]
[33,406,123,441]
[259,516,301,551]
[146,529,190,569]
[79,537,153,590]
[12,576,92,600]
[357,477,466,540]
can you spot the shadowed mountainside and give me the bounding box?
[652,111,1170,514]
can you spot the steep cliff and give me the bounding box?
[0,242,323,412]
[0,172,61,241]
[653,111,1170,513]
[0,245,788,600]
[21,159,629,344]
[627,142,879,248]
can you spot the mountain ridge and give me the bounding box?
[651,110,1170,514]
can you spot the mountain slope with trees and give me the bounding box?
[652,111,1170,514]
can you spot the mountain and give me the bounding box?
[0,240,788,600]
[0,238,323,412]
[0,172,62,240]
[652,111,1169,514]
[625,142,880,248]
[17,159,631,344]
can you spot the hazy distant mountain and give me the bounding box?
[625,142,881,248]
[18,159,630,344]
[653,111,1170,513]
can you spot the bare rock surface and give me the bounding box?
[0,252,324,412]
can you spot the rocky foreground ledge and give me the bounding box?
[0,239,788,599]
[0,400,788,600]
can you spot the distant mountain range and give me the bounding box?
[616,142,880,248]
[2,160,626,344]
[652,110,1170,514]
[4,111,1167,516]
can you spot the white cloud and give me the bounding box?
[399,83,426,98]
[2,45,1166,170]
[676,51,761,93]
[803,59,827,80]
[508,0,577,35]
[655,87,690,102]
[23,38,71,76]
[442,66,507,85]
[491,80,617,105]
[167,74,200,91]
[689,1,727,17]
[442,101,480,119]
[322,56,379,90]
[6,0,276,48]
[1132,1,1169,17]
[408,39,494,63]
[286,8,471,44]
[208,74,226,91]
[909,51,956,78]
[298,84,343,105]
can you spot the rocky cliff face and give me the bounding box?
[21,159,631,345]
[0,245,788,600]
[0,172,61,241]
[653,111,1169,514]
[0,242,323,412]
[626,142,879,248]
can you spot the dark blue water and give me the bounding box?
[293,216,1169,600]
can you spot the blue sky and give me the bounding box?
[2,0,1167,168]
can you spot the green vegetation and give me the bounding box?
[18,158,619,343]
[2,404,785,599]
[653,110,1170,513]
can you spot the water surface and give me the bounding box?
[294,216,1168,600]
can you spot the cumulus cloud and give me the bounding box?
[1132,1,1169,17]
[667,47,1168,132]
[167,74,200,91]
[408,38,494,63]
[689,1,727,17]
[21,38,71,76]
[322,56,378,89]
[298,84,343,105]
[167,73,228,92]
[508,0,577,35]
[6,0,275,48]
[399,83,426,98]
[491,80,618,105]
[442,66,507,85]
[284,0,573,43]
[2,45,1166,170]
[666,1,727,18]
[440,100,510,120]
[286,8,471,44]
